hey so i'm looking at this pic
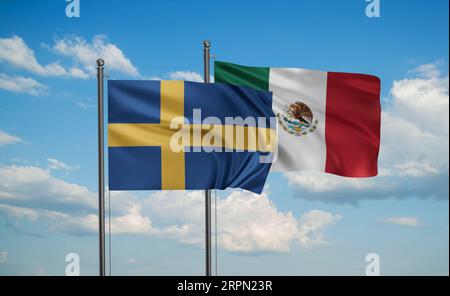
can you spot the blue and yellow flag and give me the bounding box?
[108,80,276,194]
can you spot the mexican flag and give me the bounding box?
[214,61,381,177]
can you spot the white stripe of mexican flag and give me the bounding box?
[269,68,328,172]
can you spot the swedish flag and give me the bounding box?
[108,80,275,194]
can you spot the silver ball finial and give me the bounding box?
[96,58,105,67]
[203,40,211,48]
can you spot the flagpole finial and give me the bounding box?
[96,58,105,67]
[203,40,211,48]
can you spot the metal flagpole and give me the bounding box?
[203,40,212,276]
[96,58,106,276]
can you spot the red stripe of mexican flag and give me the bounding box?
[325,72,381,177]
[215,61,381,177]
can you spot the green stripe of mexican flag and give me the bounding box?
[214,61,381,177]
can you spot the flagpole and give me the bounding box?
[96,58,106,277]
[203,40,212,277]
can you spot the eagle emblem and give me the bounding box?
[277,101,319,136]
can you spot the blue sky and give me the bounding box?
[0,0,449,275]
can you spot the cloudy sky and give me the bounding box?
[0,0,448,275]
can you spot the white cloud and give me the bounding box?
[377,216,421,227]
[0,203,38,220]
[217,192,341,252]
[0,165,95,210]
[389,73,449,135]
[286,61,449,203]
[51,213,99,234]
[0,35,88,78]
[0,73,47,96]
[380,112,446,172]
[0,34,137,80]
[0,165,341,253]
[146,71,206,82]
[0,201,148,236]
[0,129,25,146]
[1,34,209,84]
[67,67,90,79]
[47,158,79,171]
[0,203,66,221]
[286,172,375,193]
[213,190,300,252]
[410,61,444,79]
[145,189,341,252]
[0,251,7,263]
[379,62,448,178]
[110,203,156,235]
[169,71,203,82]
[392,161,439,177]
[0,203,98,235]
[0,189,154,236]
[145,75,162,80]
[297,210,342,247]
[51,35,139,77]
[0,35,53,75]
